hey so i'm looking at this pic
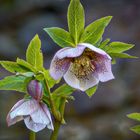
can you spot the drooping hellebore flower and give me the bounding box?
[50,43,114,91]
[7,99,54,132]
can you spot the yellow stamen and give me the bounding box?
[71,54,95,79]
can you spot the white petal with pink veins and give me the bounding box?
[10,99,38,119]
[7,115,23,127]
[98,59,114,82]
[41,103,54,130]
[24,116,46,132]
[31,104,50,125]
[79,43,111,59]
[50,54,71,80]
[64,65,99,91]
[57,47,86,59]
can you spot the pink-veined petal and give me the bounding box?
[50,55,71,80]
[10,99,39,119]
[41,103,54,130]
[98,59,114,82]
[30,104,50,125]
[7,115,23,127]
[57,46,86,59]
[6,99,25,126]
[64,64,99,91]
[50,46,86,80]
[24,116,46,132]
[79,43,111,59]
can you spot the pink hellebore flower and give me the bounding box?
[50,43,114,91]
[7,99,54,132]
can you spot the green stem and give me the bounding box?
[50,120,61,140]
[50,98,67,140]
[59,97,66,124]
[43,79,61,121]
[29,131,35,140]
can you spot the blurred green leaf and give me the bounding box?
[107,42,134,53]
[127,113,140,122]
[44,27,74,47]
[99,38,110,49]
[26,34,43,71]
[19,72,34,77]
[52,84,75,97]
[44,70,60,89]
[109,53,137,59]
[0,75,28,93]
[17,58,37,73]
[94,37,102,47]
[130,125,140,135]
[111,57,116,64]
[68,0,85,44]
[35,73,44,81]
[80,16,112,45]
[0,61,29,73]
[85,85,98,97]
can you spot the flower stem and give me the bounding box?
[29,131,35,140]
[43,79,61,121]
[50,97,67,140]
[50,120,61,140]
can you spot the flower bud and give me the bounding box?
[27,80,43,101]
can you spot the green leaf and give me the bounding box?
[99,38,110,49]
[44,27,74,48]
[44,70,60,89]
[68,0,85,45]
[109,53,138,59]
[107,42,134,53]
[26,34,43,71]
[52,84,75,97]
[94,37,102,47]
[130,125,140,135]
[35,73,44,81]
[17,58,37,73]
[127,113,140,122]
[0,61,29,73]
[85,85,98,97]
[19,72,34,77]
[0,75,28,93]
[111,57,116,64]
[80,16,112,45]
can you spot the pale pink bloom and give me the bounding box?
[27,80,43,101]
[50,43,114,91]
[7,99,54,132]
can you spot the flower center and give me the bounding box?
[71,54,95,79]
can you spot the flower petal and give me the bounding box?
[57,47,86,59]
[93,56,114,82]
[64,64,99,91]
[30,103,50,125]
[50,53,71,80]
[10,99,38,119]
[7,115,23,127]
[41,103,54,130]
[98,59,114,82]
[79,43,111,59]
[24,116,46,132]
[6,99,25,126]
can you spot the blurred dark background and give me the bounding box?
[0,0,140,139]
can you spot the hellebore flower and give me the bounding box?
[7,99,54,132]
[27,80,43,101]
[50,43,114,91]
